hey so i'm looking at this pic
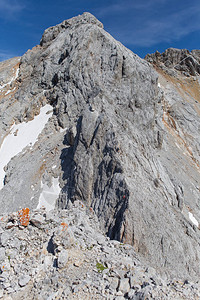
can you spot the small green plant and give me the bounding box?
[96,262,107,273]
[8,256,10,262]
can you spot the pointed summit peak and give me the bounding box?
[77,12,104,28]
[40,12,103,46]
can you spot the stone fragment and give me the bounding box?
[52,226,74,250]
[18,274,31,287]
[43,255,53,269]
[30,214,45,228]
[108,276,119,292]
[115,291,123,296]
[0,232,10,246]
[13,264,21,274]
[50,275,59,285]
[129,276,136,288]
[132,284,141,291]
[118,278,130,294]
[113,269,126,279]
[45,211,60,224]
[74,261,81,267]
[57,249,68,268]
[0,247,5,261]
[2,282,10,288]
[127,289,135,298]
[5,222,15,229]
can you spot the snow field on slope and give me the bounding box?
[0,104,53,190]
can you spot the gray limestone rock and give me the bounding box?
[0,232,11,247]
[145,48,200,76]
[0,247,5,261]
[30,214,46,228]
[43,255,53,270]
[18,275,31,287]
[0,12,199,284]
[57,249,68,268]
[118,278,130,294]
[52,226,74,250]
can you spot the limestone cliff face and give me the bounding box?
[0,13,200,280]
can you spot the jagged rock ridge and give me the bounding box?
[145,48,200,76]
[0,12,200,284]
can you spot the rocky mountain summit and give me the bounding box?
[0,12,200,299]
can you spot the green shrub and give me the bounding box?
[96,262,107,273]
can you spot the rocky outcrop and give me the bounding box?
[0,204,199,299]
[0,13,200,283]
[145,48,200,76]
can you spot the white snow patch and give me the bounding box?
[0,104,53,190]
[37,178,61,212]
[158,83,161,88]
[52,165,57,169]
[15,67,20,79]
[31,185,35,191]
[60,127,68,133]
[188,212,199,227]
[175,142,181,150]
[5,87,16,95]
[5,89,11,95]
[0,81,11,90]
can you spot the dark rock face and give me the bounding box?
[0,13,200,280]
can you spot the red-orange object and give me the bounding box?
[18,208,30,226]
[61,222,68,231]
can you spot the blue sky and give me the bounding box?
[0,0,200,61]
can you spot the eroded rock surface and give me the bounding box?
[145,48,200,76]
[0,13,200,284]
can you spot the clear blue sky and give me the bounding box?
[0,0,200,61]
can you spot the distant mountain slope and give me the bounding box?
[0,13,199,280]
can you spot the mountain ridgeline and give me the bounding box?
[0,12,200,283]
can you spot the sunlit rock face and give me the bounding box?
[0,13,200,280]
